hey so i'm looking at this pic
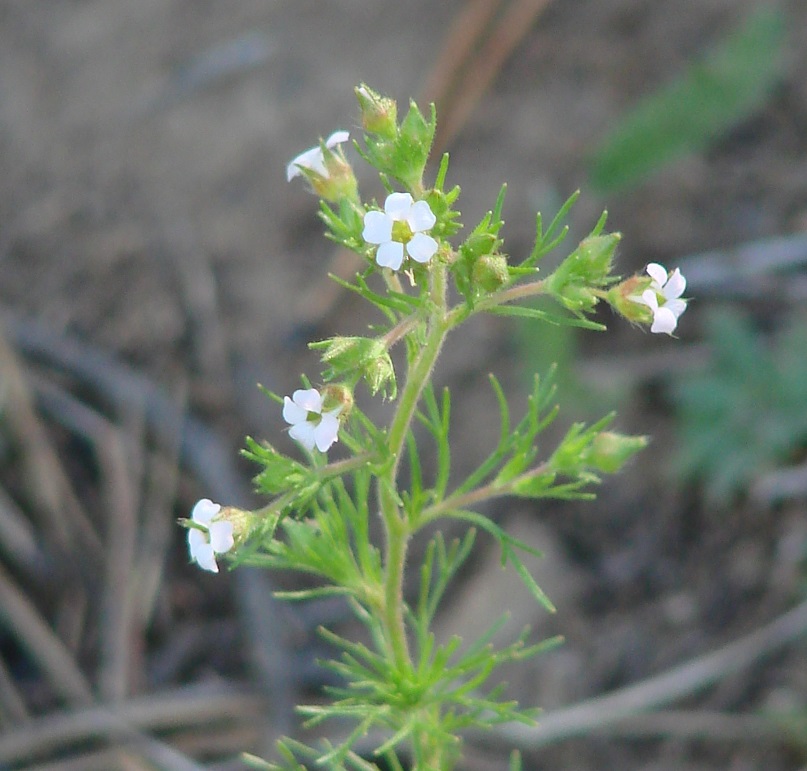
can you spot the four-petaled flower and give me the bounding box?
[286,130,350,182]
[187,498,234,573]
[363,193,438,271]
[283,388,341,452]
[636,262,687,335]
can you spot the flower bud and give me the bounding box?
[322,383,354,419]
[356,84,398,138]
[545,234,619,313]
[363,348,396,398]
[473,254,510,292]
[583,432,648,473]
[311,148,358,203]
[604,275,654,323]
[217,506,257,547]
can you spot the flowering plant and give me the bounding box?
[180,85,687,769]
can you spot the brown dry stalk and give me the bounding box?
[485,597,807,749]
[0,562,94,707]
[0,685,263,766]
[432,0,553,156]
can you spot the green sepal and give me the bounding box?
[453,185,507,303]
[242,437,311,497]
[356,89,436,192]
[310,336,397,398]
[544,228,620,314]
[319,197,366,253]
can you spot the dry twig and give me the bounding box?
[484,597,807,750]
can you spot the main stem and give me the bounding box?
[378,263,449,673]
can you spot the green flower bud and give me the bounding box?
[546,233,620,312]
[604,274,654,324]
[473,254,510,292]
[364,349,396,399]
[356,84,398,139]
[583,431,648,473]
[312,336,397,398]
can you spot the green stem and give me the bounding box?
[418,462,552,524]
[446,277,549,326]
[378,263,450,672]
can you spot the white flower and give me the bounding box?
[282,388,341,452]
[362,193,438,271]
[636,262,687,334]
[187,498,234,573]
[286,130,350,182]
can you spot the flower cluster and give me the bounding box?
[186,94,691,589]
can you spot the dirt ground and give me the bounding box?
[2,1,807,769]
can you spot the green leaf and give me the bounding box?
[486,303,606,330]
[590,8,786,192]
[443,509,555,612]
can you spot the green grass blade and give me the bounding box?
[590,8,786,192]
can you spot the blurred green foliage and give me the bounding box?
[671,308,807,505]
[589,6,786,192]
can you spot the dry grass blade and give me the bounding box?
[585,709,807,744]
[5,313,300,752]
[421,0,504,113]
[432,0,554,156]
[0,653,29,725]
[0,684,264,766]
[135,384,185,629]
[0,562,94,707]
[0,482,45,579]
[0,323,101,557]
[29,374,144,702]
[487,597,807,749]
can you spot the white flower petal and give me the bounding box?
[286,147,324,181]
[640,289,659,311]
[384,192,414,220]
[188,528,206,557]
[293,388,322,414]
[325,130,350,148]
[283,396,308,425]
[376,241,405,270]
[314,412,340,452]
[191,498,221,526]
[363,211,393,244]
[646,263,668,287]
[406,233,438,264]
[650,306,678,335]
[665,298,687,318]
[289,421,317,451]
[407,200,436,232]
[195,547,220,573]
[286,132,348,182]
[663,268,686,299]
[188,529,219,573]
[208,521,235,554]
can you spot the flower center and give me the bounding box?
[391,220,413,244]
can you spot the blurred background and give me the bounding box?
[1,1,807,768]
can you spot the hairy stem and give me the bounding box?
[378,263,450,673]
